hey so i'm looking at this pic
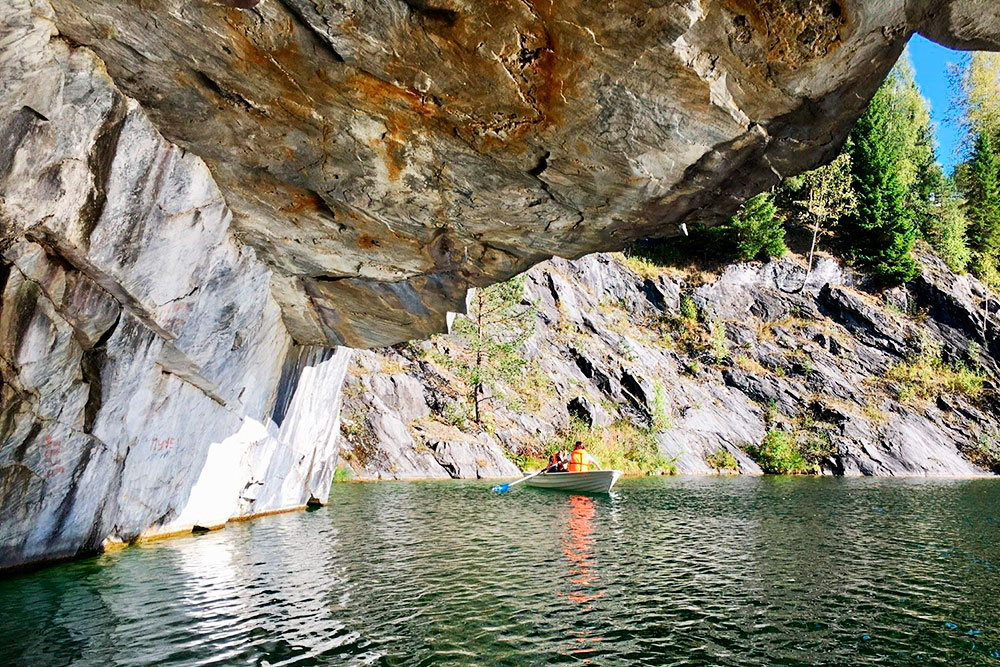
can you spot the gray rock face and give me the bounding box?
[342,249,998,480]
[22,0,1000,347]
[339,350,520,479]
[0,3,352,572]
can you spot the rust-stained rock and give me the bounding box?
[31,0,1000,347]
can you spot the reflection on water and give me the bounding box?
[562,494,603,662]
[563,494,601,610]
[2,477,1000,665]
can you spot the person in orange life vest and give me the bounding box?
[568,441,601,472]
[546,450,570,472]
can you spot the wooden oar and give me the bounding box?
[492,468,548,493]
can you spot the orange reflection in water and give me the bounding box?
[561,494,603,606]
[559,494,605,662]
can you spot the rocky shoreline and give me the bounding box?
[338,249,1000,480]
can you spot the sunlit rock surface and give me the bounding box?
[339,351,521,480]
[343,251,997,479]
[0,3,351,571]
[33,0,1000,347]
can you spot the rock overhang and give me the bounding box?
[34,0,1000,348]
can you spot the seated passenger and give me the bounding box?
[567,441,601,472]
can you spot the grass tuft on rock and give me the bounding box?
[887,352,984,402]
[706,448,739,474]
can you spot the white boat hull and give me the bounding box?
[523,470,623,493]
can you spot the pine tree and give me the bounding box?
[717,192,786,262]
[840,83,917,286]
[964,130,1000,261]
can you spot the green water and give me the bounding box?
[2,477,1000,665]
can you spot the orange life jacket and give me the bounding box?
[568,448,593,472]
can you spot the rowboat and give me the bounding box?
[523,470,623,494]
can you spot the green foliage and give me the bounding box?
[887,352,985,402]
[622,237,698,274]
[963,131,1000,268]
[779,152,857,264]
[509,452,548,472]
[452,275,536,423]
[745,430,814,475]
[332,466,354,483]
[706,448,739,474]
[713,192,787,261]
[888,57,939,204]
[967,429,1000,472]
[340,415,378,468]
[763,399,779,426]
[650,381,673,432]
[967,340,982,365]
[709,318,728,364]
[619,253,663,281]
[442,400,471,429]
[923,190,972,273]
[951,52,1000,144]
[680,294,698,321]
[950,52,1000,284]
[802,430,835,462]
[841,81,917,286]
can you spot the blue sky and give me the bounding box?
[908,34,969,174]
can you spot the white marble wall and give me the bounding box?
[0,1,352,570]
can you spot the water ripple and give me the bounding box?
[2,477,1000,665]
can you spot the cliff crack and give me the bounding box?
[81,312,119,435]
[399,0,459,27]
[0,106,48,181]
[79,95,128,249]
[193,70,265,114]
[276,0,346,63]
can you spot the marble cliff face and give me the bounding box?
[1,0,999,570]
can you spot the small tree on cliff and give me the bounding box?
[452,275,536,424]
[714,192,787,262]
[781,152,857,290]
[840,81,917,286]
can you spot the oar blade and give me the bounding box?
[492,483,510,493]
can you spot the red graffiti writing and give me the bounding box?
[151,436,176,452]
[43,435,64,478]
